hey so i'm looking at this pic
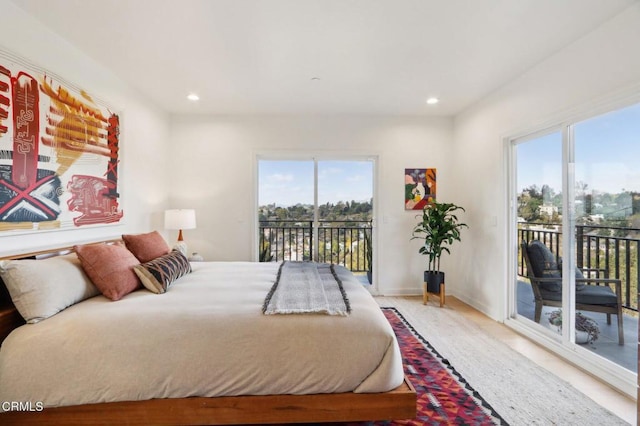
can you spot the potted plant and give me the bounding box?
[259,239,274,262]
[547,310,600,344]
[411,201,467,293]
[364,228,373,284]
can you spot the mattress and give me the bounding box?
[0,261,404,409]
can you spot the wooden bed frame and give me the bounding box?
[0,242,416,425]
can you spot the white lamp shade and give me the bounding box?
[164,209,196,230]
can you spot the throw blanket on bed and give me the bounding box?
[263,261,351,315]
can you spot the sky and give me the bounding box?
[517,102,640,194]
[259,160,373,207]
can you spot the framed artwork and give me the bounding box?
[0,48,123,234]
[405,168,436,210]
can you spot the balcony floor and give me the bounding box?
[517,280,637,372]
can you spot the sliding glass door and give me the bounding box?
[511,101,639,381]
[514,130,563,339]
[571,105,639,363]
[257,156,375,285]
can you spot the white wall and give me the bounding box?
[450,4,640,319]
[0,0,171,256]
[169,115,453,295]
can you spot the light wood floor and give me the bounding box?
[443,296,636,425]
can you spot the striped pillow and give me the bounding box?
[133,250,192,294]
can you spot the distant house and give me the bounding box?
[538,204,558,217]
[588,214,604,222]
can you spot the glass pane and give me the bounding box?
[572,102,639,371]
[317,161,373,220]
[258,160,314,262]
[317,160,373,278]
[515,131,563,337]
[258,160,314,218]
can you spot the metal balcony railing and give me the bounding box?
[518,223,640,312]
[258,220,372,273]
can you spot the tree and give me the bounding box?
[518,185,543,222]
[632,192,640,215]
[575,181,589,195]
[541,184,555,204]
[584,194,593,215]
[275,207,287,220]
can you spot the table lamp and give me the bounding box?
[164,209,196,255]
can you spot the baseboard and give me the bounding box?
[451,291,497,320]
[376,289,422,297]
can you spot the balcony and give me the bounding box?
[518,222,639,372]
[258,220,372,274]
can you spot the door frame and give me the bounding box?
[253,151,380,294]
[503,92,640,398]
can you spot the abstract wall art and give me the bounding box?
[0,49,123,233]
[405,168,436,210]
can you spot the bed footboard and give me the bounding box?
[0,378,416,425]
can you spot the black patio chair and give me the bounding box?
[521,240,624,345]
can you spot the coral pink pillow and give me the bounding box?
[122,231,170,263]
[75,243,141,301]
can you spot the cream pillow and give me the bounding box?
[0,254,100,323]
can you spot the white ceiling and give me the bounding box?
[10,0,637,116]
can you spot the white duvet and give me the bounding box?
[0,262,404,409]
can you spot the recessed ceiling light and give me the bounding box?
[187,93,200,101]
[311,77,321,81]
[426,97,439,105]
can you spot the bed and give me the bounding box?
[0,238,415,425]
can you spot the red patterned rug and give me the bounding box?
[361,307,508,425]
